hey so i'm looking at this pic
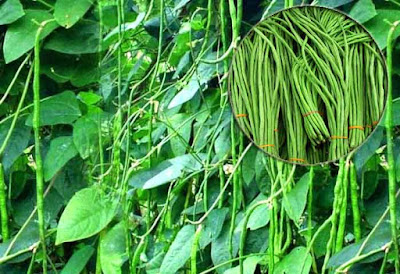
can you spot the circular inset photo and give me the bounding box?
[228,5,387,165]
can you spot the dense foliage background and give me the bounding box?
[0,0,400,273]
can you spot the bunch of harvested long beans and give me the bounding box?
[229,6,386,164]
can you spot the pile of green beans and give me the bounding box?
[229,6,386,164]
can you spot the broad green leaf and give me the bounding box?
[0,118,30,171]
[168,53,220,109]
[313,222,331,258]
[61,245,94,274]
[174,0,192,11]
[13,187,63,227]
[54,0,93,28]
[328,224,391,269]
[104,12,145,42]
[77,91,102,105]
[45,20,101,54]
[129,154,204,189]
[73,111,109,159]
[41,51,100,87]
[365,9,400,49]
[241,146,257,186]
[0,0,24,25]
[167,113,193,156]
[214,126,231,160]
[349,0,376,23]
[145,251,165,273]
[236,194,270,231]
[199,208,229,248]
[244,227,269,254]
[0,223,39,263]
[168,80,200,109]
[223,256,262,274]
[43,136,78,181]
[26,91,81,126]
[3,10,58,63]
[353,126,383,171]
[383,98,400,126]
[56,187,117,245]
[212,219,242,274]
[283,172,310,223]
[274,247,312,274]
[317,0,353,7]
[247,203,270,230]
[169,22,191,67]
[100,222,127,274]
[160,225,195,274]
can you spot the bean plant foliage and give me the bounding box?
[0,0,400,273]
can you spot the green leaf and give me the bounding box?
[199,208,229,248]
[129,154,204,189]
[0,0,24,25]
[45,20,100,54]
[241,146,257,186]
[317,0,353,7]
[214,125,231,161]
[167,113,194,156]
[3,10,58,63]
[77,91,102,105]
[349,0,377,23]
[385,98,400,126]
[73,112,107,159]
[328,224,391,269]
[41,52,100,87]
[100,222,128,274]
[353,126,383,171]
[174,0,192,11]
[247,203,270,231]
[26,91,81,126]
[283,172,310,223]
[364,9,400,49]
[237,193,270,231]
[160,225,195,274]
[54,0,93,28]
[43,136,78,181]
[0,118,30,171]
[104,12,145,42]
[0,223,39,263]
[61,245,95,274]
[168,53,219,109]
[274,246,312,274]
[56,187,117,245]
[224,256,262,274]
[211,220,242,274]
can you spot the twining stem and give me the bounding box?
[349,162,361,242]
[307,166,318,273]
[33,20,53,274]
[0,164,8,241]
[322,158,345,274]
[307,166,314,244]
[229,117,239,258]
[131,238,145,273]
[190,225,203,274]
[386,20,400,274]
[335,157,351,252]
[0,62,33,242]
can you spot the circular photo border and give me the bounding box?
[227,4,388,166]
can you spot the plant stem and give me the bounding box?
[0,164,8,241]
[349,162,361,242]
[229,117,238,258]
[386,20,400,274]
[33,20,52,274]
[190,225,202,274]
